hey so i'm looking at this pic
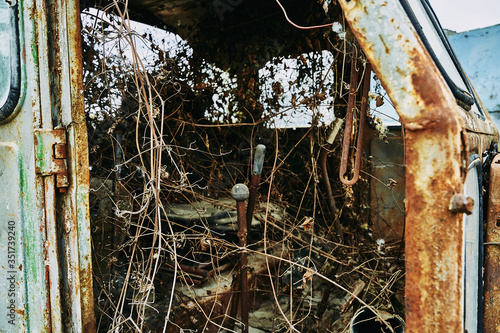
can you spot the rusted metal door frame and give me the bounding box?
[484,154,500,332]
[42,0,97,329]
[0,0,95,330]
[338,0,496,331]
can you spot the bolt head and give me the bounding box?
[449,193,474,215]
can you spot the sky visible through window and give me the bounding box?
[429,0,500,32]
[81,1,500,128]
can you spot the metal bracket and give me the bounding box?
[34,128,69,190]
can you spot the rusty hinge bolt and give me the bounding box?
[34,129,69,192]
[54,143,69,192]
[449,193,474,215]
[54,143,67,159]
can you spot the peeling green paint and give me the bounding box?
[18,150,33,333]
[18,146,49,332]
[34,132,46,172]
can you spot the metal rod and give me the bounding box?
[164,263,209,278]
[179,264,209,278]
[339,47,360,185]
[44,176,63,332]
[232,184,250,333]
[320,118,344,241]
[340,53,371,186]
[246,144,266,240]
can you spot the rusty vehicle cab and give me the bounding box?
[0,0,499,331]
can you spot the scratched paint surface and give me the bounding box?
[0,144,27,332]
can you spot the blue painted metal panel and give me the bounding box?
[448,24,500,114]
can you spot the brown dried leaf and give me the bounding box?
[300,217,314,231]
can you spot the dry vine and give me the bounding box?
[83,2,405,332]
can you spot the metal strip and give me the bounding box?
[44,0,87,329]
[35,0,66,327]
[44,176,63,332]
[483,154,500,332]
[64,0,96,329]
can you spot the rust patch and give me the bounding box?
[405,119,436,131]
[379,35,390,54]
[404,127,463,332]
[67,0,96,329]
[411,74,443,108]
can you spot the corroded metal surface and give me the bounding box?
[47,0,84,328]
[0,0,96,329]
[458,103,498,157]
[44,176,64,333]
[0,0,55,329]
[340,60,370,186]
[34,128,69,191]
[66,0,96,328]
[483,154,500,332]
[37,0,96,328]
[340,60,370,185]
[0,144,29,331]
[338,0,474,331]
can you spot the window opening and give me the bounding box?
[0,0,21,123]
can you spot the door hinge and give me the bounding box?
[34,128,69,191]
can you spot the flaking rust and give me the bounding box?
[66,0,96,329]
